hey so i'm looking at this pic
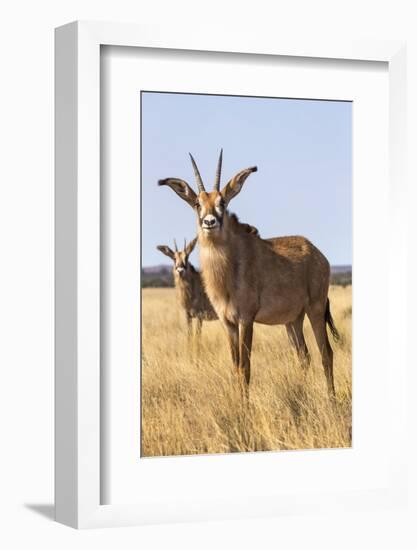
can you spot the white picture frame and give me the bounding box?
[55,21,407,529]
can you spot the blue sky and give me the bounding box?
[141,92,352,267]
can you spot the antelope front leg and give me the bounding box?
[195,317,202,338]
[186,314,193,343]
[222,319,239,371]
[238,320,254,386]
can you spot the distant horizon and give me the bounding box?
[142,92,352,266]
[142,261,352,270]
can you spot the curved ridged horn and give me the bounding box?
[184,238,187,252]
[173,239,178,252]
[189,153,206,193]
[213,148,223,191]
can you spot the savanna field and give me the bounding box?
[141,285,352,457]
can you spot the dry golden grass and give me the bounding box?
[141,285,352,457]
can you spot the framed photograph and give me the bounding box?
[55,21,407,528]
[140,91,352,459]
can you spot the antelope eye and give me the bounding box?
[195,201,200,209]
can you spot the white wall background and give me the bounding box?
[0,1,416,548]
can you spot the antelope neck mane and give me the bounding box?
[228,213,260,238]
[200,211,260,244]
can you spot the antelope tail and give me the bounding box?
[325,298,341,342]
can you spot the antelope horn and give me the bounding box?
[173,239,178,252]
[213,148,223,191]
[189,153,206,193]
[184,238,187,251]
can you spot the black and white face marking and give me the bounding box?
[196,193,225,234]
[214,195,225,219]
[174,252,188,276]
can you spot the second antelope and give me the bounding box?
[157,238,217,337]
[158,151,340,396]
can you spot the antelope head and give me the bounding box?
[158,150,257,239]
[156,238,197,278]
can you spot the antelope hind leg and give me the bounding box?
[307,308,335,397]
[286,312,311,369]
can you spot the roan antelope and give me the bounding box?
[156,238,217,337]
[158,151,340,396]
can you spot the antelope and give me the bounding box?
[156,237,217,337]
[158,151,340,396]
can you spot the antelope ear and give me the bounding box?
[221,166,257,205]
[184,237,198,258]
[158,178,197,208]
[156,245,175,260]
